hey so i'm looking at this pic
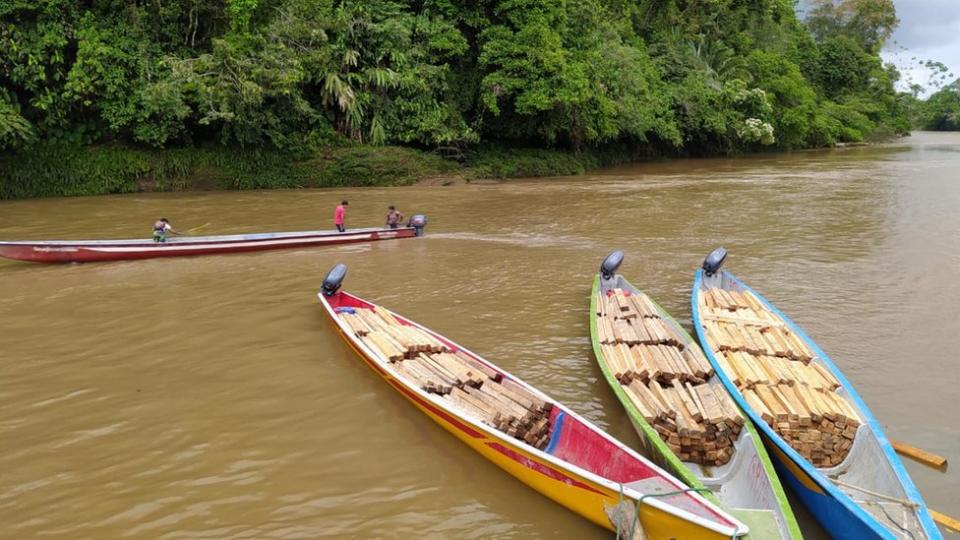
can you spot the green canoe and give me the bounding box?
[590,251,803,540]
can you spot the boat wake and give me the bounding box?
[429,231,595,249]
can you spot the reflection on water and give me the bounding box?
[1,132,958,538]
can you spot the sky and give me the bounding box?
[881,0,960,95]
[795,0,960,97]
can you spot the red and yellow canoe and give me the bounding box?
[317,264,749,538]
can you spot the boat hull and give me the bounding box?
[321,293,745,539]
[691,269,941,540]
[0,227,416,263]
[590,275,802,540]
[765,440,882,540]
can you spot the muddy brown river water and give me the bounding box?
[1,132,958,538]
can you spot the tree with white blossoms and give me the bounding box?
[738,118,775,146]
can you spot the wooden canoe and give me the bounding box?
[590,252,802,540]
[691,248,941,540]
[0,226,418,263]
[318,264,749,539]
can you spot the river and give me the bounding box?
[1,132,957,538]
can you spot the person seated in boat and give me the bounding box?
[385,206,403,229]
[152,218,179,243]
[334,200,348,232]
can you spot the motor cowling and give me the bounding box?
[600,250,624,280]
[322,263,347,297]
[702,247,727,277]
[408,214,427,236]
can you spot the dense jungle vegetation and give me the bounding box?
[903,80,960,132]
[0,0,917,197]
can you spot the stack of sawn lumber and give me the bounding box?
[340,306,554,450]
[698,288,861,467]
[596,288,743,466]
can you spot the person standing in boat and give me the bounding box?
[334,200,348,232]
[385,205,403,229]
[152,218,179,243]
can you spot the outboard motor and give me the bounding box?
[408,214,428,236]
[600,250,624,281]
[702,247,727,277]
[321,263,347,297]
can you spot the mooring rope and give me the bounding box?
[614,484,742,539]
[831,478,919,508]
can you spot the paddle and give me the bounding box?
[887,440,957,532]
[931,509,960,534]
[891,440,948,471]
[183,222,212,235]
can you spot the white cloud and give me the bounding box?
[882,0,960,95]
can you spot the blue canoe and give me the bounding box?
[690,248,940,540]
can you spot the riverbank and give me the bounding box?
[0,142,667,200]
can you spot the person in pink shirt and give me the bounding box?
[334,200,348,232]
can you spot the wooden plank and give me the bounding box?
[414,355,458,388]
[713,351,742,388]
[810,362,841,390]
[769,385,800,423]
[622,383,656,422]
[431,353,477,386]
[630,317,652,343]
[453,351,503,382]
[670,381,703,422]
[727,351,759,386]
[662,385,695,437]
[683,346,712,379]
[710,384,744,426]
[685,382,708,422]
[666,346,692,380]
[650,345,676,381]
[647,380,677,419]
[490,382,543,414]
[778,384,811,427]
[357,332,391,361]
[717,289,737,310]
[614,318,639,345]
[727,290,747,309]
[610,344,634,382]
[616,343,637,381]
[754,385,789,423]
[743,388,774,424]
[340,313,370,336]
[627,346,650,381]
[447,387,498,424]
[499,379,551,412]
[642,295,662,318]
[631,380,667,420]
[364,331,405,361]
[472,384,529,420]
[794,383,823,423]
[439,352,485,386]
[404,357,450,393]
[692,384,724,424]
[597,316,612,344]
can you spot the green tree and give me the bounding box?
[916,81,960,131]
[806,0,898,53]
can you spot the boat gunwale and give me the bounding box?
[319,287,747,537]
[691,268,939,539]
[0,226,413,247]
[590,274,802,540]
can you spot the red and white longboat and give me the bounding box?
[0,226,419,264]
